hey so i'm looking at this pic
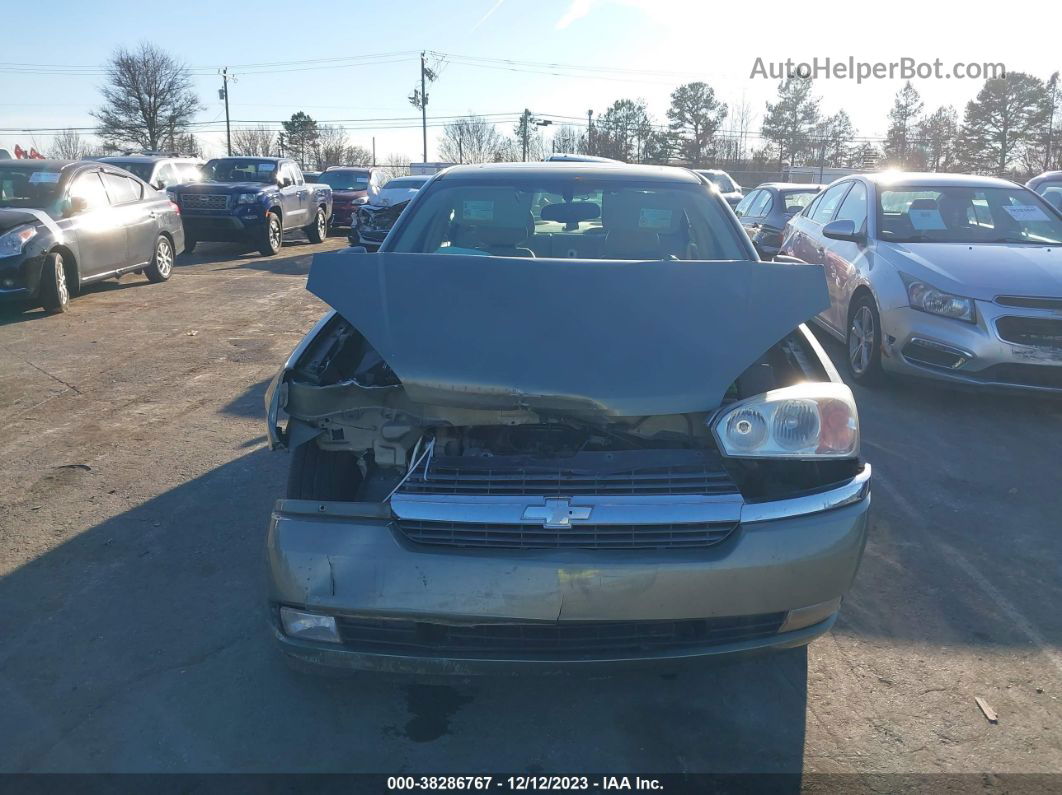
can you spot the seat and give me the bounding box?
[601,193,665,259]
[452,191,536,257]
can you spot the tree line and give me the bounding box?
[39,42,1062,181]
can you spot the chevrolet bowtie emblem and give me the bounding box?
[522,499,592,529]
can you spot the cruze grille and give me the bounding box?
[181,193,230,210]
[996,316,1062,348]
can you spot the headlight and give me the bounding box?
[712,382,859,458]
[0,225,38,257]
[236,192,258,205]
[353,195,368,205]
[902,274,975,322]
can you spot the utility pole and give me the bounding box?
[372,136,376,167]
[521,109,530,162]
[458,138,463,164]
[278,132,284,158]
[220,68,232,155]
[586,109,593,154]
[420,51,428,164]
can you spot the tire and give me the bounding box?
[183,237,197,255]
[286,441,362,501]
[145,235,174,283]
[304,207,326,244]
[257,211,282,256]
[40,252,71,313]
[846,294,884,385]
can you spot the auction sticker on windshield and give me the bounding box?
[463,200,494,221]
[909,208,948,230]
[29,172,60,184]
[1003,205,1051,222]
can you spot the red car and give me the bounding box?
[317,167,387,229]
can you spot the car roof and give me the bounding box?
[1,159,80,170]
[436,161,704,184]
[324,166,371,171]
[757,182,825,191]
[861,171,1021,189]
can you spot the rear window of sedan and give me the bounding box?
[388,177,749,260]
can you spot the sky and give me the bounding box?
[1,0,1056,161]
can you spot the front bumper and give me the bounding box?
[181,210,267,241]
[0,251,46,301]
[880,302,1062,393]
[267,468,870,673]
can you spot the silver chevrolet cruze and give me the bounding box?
[781,172,1062,392]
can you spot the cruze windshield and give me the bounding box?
[388,177,748,260]
[878,185,1062,244]
[202,159,278,183]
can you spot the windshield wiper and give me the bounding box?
[985,237,1054,245]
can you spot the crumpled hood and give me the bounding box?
[306,251,829,417]
[0,207,48,235]
[883,242,1062,300]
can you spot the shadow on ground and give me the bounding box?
[0,449,808,775]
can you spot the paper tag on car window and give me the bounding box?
[1003,205,1050,223]
[257,163,276,172]
[463,200,494,222]
[909,208,947,230]
[639,208,672,230]
[29,172,60,184]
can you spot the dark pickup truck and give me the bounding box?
[169,157,331,256]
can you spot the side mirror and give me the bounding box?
[822,219,865,244]
[65,196,88,217]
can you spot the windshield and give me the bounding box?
[0,165,64,212]
[700,172,736,193]
[781,190,820,214]
[101,160,154,182]
[383,177,429,189]
[388,177,748,260]
[319,171,370,191]
[877,185,1062,244]
[202,158,278,183]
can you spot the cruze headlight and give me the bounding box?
[713,382,859,458]
[901,273,975,323]
[236,192,258,205]
[0,225,38,257]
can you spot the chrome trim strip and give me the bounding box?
[740,464,871,524]
[390,493,744,527]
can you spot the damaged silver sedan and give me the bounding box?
[263,163,871,674]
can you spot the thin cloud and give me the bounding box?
[555,0,596,29]
[471,0,507,31]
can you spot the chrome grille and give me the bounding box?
[180,193,230,210]
[396,518,738,549]
[996,316,1062,348]
[334,613,785,658]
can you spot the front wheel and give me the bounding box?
[846,295,884,385]
[145,235,173,283]
[40,252,71,313]
[257,212,282,256]
[305,207,326,244]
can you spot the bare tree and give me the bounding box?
[347,145,372,166]
[437,115,504,163]
[550,125,583,155]
[231,126,275,157]
[51,129,101,160]
[92,43,203,152]
[379,153,411,179]
[315,124,350,169]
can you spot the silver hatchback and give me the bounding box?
[781,172,1062,392]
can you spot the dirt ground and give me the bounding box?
[1,236,1060,780]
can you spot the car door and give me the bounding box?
[66,170,128,278]
[801,182,853,331]
[278,163,305,229]
[743,190,774,252]
[827,181,870,331]
[101,171,155,268]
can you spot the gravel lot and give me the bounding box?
[1,237,1060,777]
